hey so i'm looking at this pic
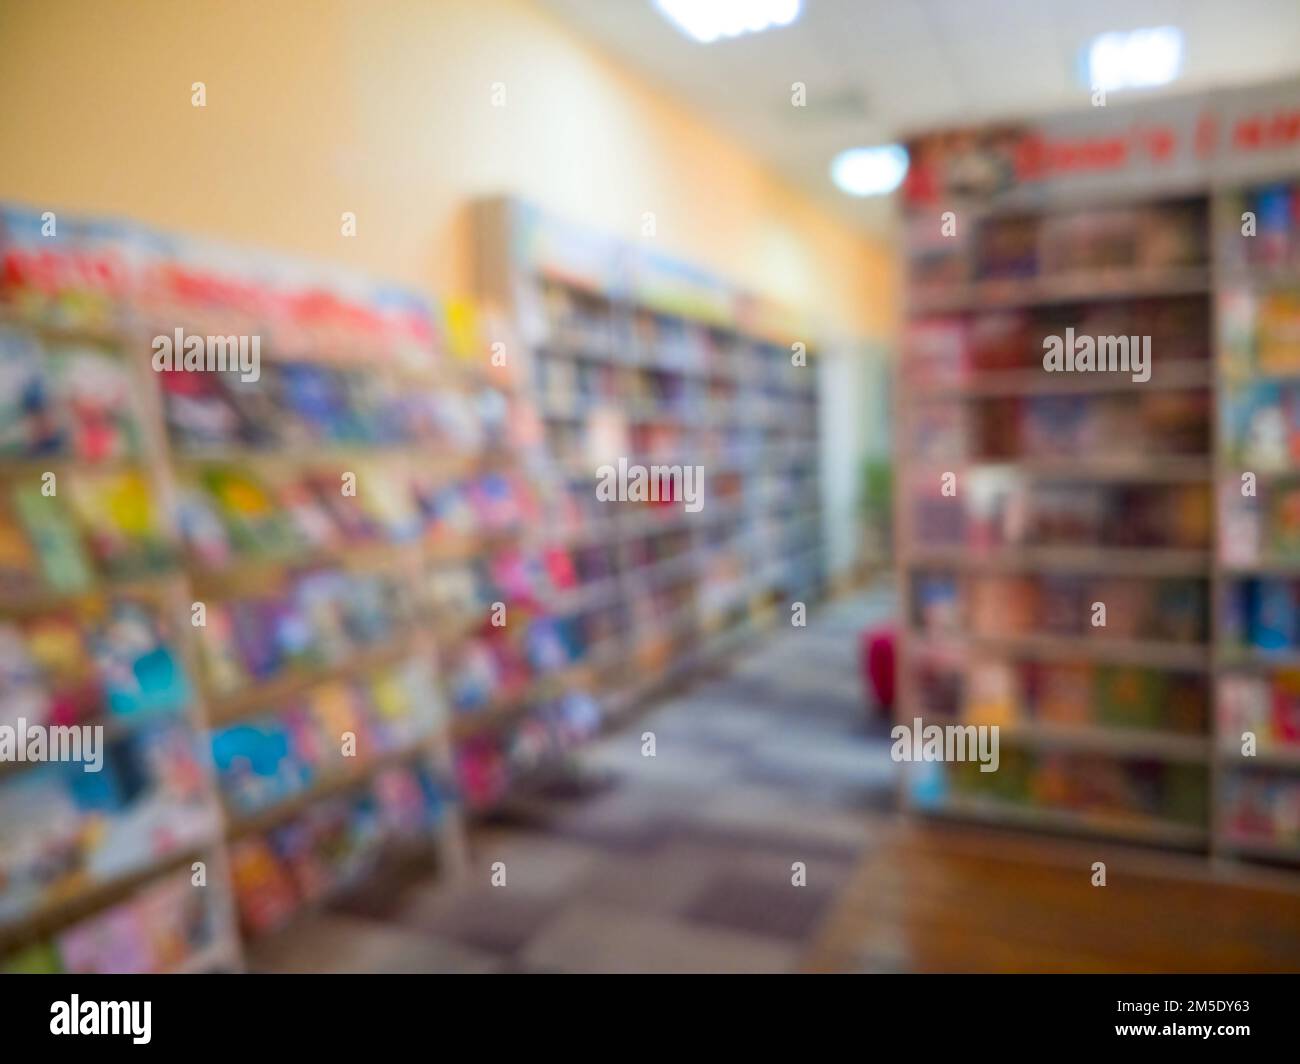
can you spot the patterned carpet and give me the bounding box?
[249,590,900,973]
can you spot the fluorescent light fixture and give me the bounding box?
[830,145,909,197]
[1084,26,1183,92]
[653,0,801,44]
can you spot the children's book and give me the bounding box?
[90,602,192,718]
[0,326,61,457]
[230,836,299,936]
[48,344,138,461]
[66,470,173,577]
[13,485,94,592]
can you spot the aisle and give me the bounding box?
[248,590,899,973]
[245,583,1300,974]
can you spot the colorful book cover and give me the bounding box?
[13,485,94,592]
[200,466,298,555]
[48,344,139,462]
[1251,579,1297,652]
[230,836,299,936]
[1271,669,1300,746]
[65,470,173,576]
[1218,674,1271,747]
[57,899,154,974]
[90,602,192,718]
[1096,667,1166,731]
[0,326,61,458]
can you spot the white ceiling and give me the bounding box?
[538,0,1300,233]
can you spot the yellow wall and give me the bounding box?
[0,0,895,337]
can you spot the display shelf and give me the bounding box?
[902,169,1300,874]
[899,187,1217,853]
[0,271,249,969]
[1212,176,1300,870]
[0,205,481,970]
[473,196,826,726]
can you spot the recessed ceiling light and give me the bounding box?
[830,145,909,197]
[653,0,801,45]
[1083,26,1184,92]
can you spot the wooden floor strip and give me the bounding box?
[803,821,1300,973]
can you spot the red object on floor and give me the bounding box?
[860,626,895,713]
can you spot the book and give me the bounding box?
[47,343,138,462]
[13,485,94,592]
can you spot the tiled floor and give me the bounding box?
[249,591,899,973]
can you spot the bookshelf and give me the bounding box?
[900,174,1300,872]
[0,304,245,973]
[898,190,1219,855]
[473,198,827,725]
[1211,176,1300,869]
[0,206,520,970]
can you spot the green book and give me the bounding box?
[13,484,94,592]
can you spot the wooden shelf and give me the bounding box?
[1217,836,1300,863]
[449,663,595,741]
[186,540,418,590]
[205,638,424,726]
[224,739,440,838]
[166,939,241,974]
[0,570,181,616]
[897,182,1300,871]
[1220,557,1300,577]
[906,358,1212,401]
[907,545,1210,577]
[919,798,1209,849]
[905,455,1212,483]
[174,445,485,478]
[0,455,150,481]
[906,628,1210,671]
[1215,645,1300,670]
[0,841,216,954]
[1217,262,1300,288]
[0,227,498,970]
[909,266,1211,314]
[997,722,1210,761]
[185,530,506,592]
[1218,745,1300,770]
